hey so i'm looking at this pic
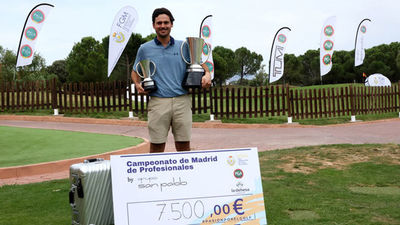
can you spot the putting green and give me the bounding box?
[0,126,143,167]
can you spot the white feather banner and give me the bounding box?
[16,3,54,67]
[320,16,336,76]
[200,15,214,80]
[354,19,371,67]
[269,27,291,83]
[108,6,138,77]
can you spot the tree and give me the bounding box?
[213,46,236,86]
[0,47,16,82]
[17,53,49,81]
[249,64,268,86]
[283,54,304,85]
[234,47,263,85]
[47,60,68,83]
[0,46,54,82]
[212,52,228,86]
[66,37,107,82]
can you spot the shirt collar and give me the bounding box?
[154,36,175,46]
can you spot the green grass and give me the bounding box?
[1,144,399,224]
[259,144,400,225]
[0,180,70,224]
[0,126,143,167]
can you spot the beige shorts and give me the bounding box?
[147,95,192,143]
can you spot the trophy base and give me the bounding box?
[142,80,157,92]
[182,71,204,89]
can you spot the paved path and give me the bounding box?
[1,116,399,185]
[1,117,399,151]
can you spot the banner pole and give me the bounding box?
[199,15,212,37]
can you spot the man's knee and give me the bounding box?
[150,143,166,153]
[175,141,190,151]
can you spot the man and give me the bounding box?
[132,8,211,153]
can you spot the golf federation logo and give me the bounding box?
[360,25,367,34]
[202,43,210,56]
[324,25,334,37]
[112,32,125,43]
[323,40,334,51]
[206,61,214,73]
[234,169,244,179]
[31,9,45,23]
[227,156,236,166]
[277,34,287,43]
[25,27,38,41]
[20,45,33,58]
[202,25,211,38]
[322,54,332,65]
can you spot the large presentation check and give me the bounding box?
[110,147,267,225]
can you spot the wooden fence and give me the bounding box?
[0,78,399,120]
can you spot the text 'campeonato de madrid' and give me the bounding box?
[126,155,218,173]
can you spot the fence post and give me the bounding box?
[51,78,59,115]
[350,85,356,122]
[286,84,293,123]
[398,81,400,118]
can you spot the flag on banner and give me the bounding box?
[108,6,138,77]
[199,15,214,80]
[320,16,336,76]
[354,19,371,67]
[269,27,291,83]
[16,3,54,67]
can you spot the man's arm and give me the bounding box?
[131,70,146,94]
[201,64,212,88]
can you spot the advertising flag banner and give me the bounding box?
[200,15,214,80]
[16,3,54,67]
[111,147,267,225]
[354,19,371,67]
[108,6,138,77]
[269,27,291,83]
[320,16,336,76]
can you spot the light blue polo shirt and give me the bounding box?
[134,37,189,97]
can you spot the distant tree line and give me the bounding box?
[282,42,400,86]
[1,35,399,86]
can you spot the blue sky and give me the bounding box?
[1,0,399,67]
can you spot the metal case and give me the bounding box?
[69,159,113,225]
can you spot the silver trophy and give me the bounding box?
[180,37,210,89]
[135,59,157,92]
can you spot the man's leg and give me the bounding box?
[148,97,172,153]
[150,143,166,153]
[172,95,192,152]
[175,141,190,152]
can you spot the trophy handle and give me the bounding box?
[134,62,144,79]
[200,43,210,65]
[150,60,156,77]
[180,41,191,64]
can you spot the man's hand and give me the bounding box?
[201,72,212,88]
[135,83,147,94]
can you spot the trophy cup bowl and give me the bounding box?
[181,37,210,89]
[135,59,157,92]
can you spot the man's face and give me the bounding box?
[153,14,173,38]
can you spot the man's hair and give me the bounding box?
[152,8,175,24]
